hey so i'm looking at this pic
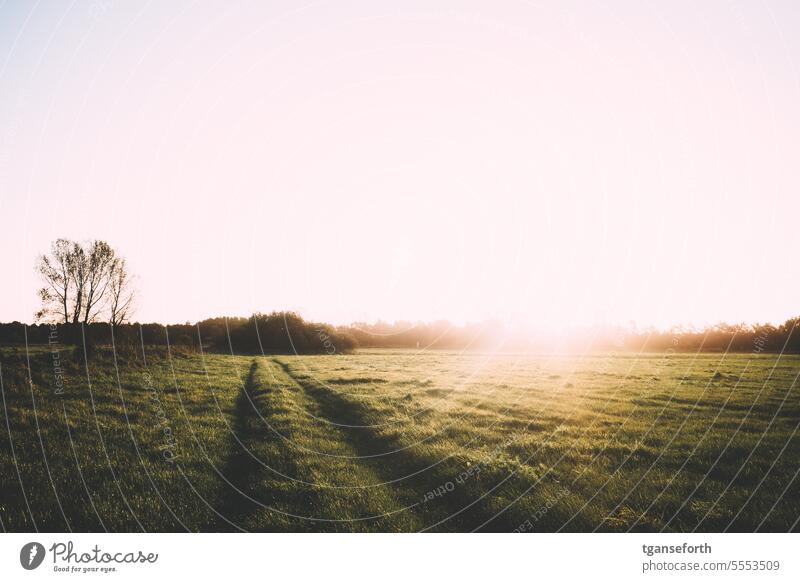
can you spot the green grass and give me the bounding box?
[1,347,798,532]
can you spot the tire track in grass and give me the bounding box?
[220,361,295,530]
[260,358,421,531]
[221,359,420,531]
[273,358,522,531]
[219,359,335,531]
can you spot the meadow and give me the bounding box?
[1,346,798,532]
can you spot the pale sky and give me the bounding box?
[1,0,799,328]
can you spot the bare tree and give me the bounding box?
[68,243,85,323]
[81,240,116,323]
[36,238,135,324]
[36,239,77,323]
[108,258,135,325]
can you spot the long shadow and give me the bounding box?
[219,360,323,532]
[273,359,527,532]
[219,361,265,530]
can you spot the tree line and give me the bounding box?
[342,318,800,353]
[0,312,355,355]
[1,314,798,355]
[3,238,796,355]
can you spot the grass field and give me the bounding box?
[1,347,799,532]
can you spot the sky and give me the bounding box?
[1,0,799,329]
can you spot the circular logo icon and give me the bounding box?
[20,542,46,570]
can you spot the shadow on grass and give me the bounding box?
[273,358,532,532]
[219,360,324,532]
[218,361,264,530]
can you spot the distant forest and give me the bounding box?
[14,238,797,355]
[0,312,798,354]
